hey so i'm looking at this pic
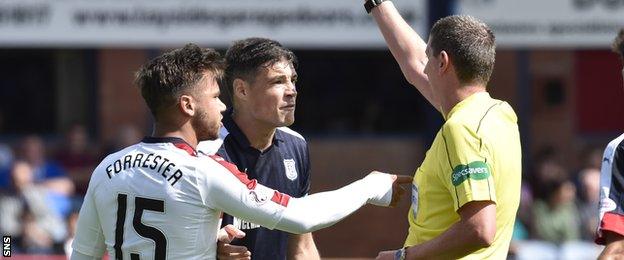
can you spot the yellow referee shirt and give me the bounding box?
[404,92,521,259]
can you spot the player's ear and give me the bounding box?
[179,94,195,117]
[233,78,249,102]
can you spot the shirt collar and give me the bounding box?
[223,109,282,152]
[444,92,491,121]
[141,136,197,156]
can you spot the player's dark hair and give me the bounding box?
[224,37,297,102]
[613,28,624,60]
[429,15,496,86]
[135,43,225,119]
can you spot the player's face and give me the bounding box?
[246,58,298,128]
[192,72,226,141]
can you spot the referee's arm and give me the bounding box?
[369,1,440,112]
[403,201,496,259]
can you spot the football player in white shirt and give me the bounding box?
[596,28,624,259]
[70,44,411,260]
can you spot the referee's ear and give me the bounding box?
[439,50,451,74]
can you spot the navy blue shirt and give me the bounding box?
[216,111,311,260]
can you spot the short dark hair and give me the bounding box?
[135,43,225,119]
[429,15,496,85]
[613,28,624,60]
[224,38,297,100]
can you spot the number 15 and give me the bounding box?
[115,194,167,260]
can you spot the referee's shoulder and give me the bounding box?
[442,118,474,135]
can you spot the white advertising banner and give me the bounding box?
[457,0,624,48]
[0,0,427,49]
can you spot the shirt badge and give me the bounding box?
[411,183,419,218]
[283,159,298,181]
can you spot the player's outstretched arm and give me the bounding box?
[205,163,411,235]
[369,1,439,111]
[274,172,410,234]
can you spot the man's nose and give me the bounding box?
[285,82,297,96]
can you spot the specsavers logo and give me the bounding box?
[451,161,491,186]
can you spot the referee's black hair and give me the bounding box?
[224,38,297,102]
[135,43,225,120]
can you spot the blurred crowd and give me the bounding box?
[0,122,609,258]
[510,146,604,259]
[0,123,142,256]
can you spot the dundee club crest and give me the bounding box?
[283,159,298,181]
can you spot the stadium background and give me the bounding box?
[0,0,623,258]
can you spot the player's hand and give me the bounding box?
[217,225,251,260]
[389,174,412,207]
[375,250,397,260]
[365,171,412,207]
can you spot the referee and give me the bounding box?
[365,1,522,259]
[198,38,319,260]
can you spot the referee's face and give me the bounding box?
[245,58,298,128]
[424,41,441,97]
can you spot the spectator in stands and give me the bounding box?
[577,168,600,241]
[55,123,98,195]
[18,135,74,216]
[514,159,601,260]
[532,161,580,243]
[0,110,14,189]
[102,124,142,156]
[0,161,67,254]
